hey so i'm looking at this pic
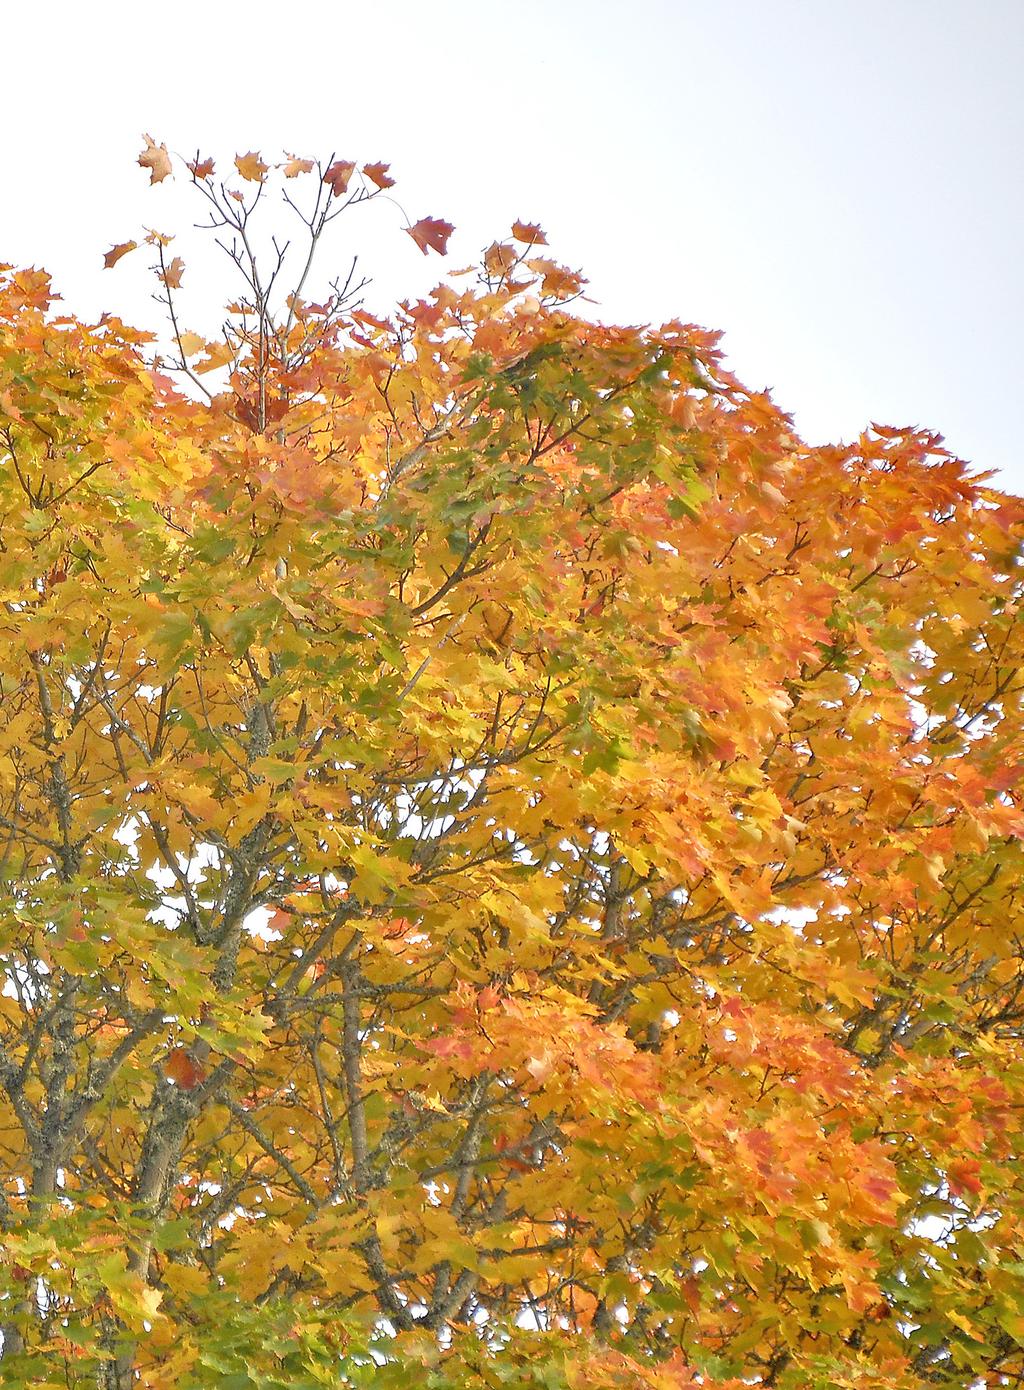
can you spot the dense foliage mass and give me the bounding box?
[1,143,1023,1389]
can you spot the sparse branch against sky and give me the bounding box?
[3,0,1022,488]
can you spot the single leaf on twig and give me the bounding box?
[323,160,357,197]
[512,221,547,246]
[194,341,235,374]
[103,241,137,269]
[138,134,172,184]
[363,161,396,190]
[235,151,269,183]
[283,155,315,178]
[406,217,454,257]
[177,331,204,358]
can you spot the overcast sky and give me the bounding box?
[3,0,1021,490]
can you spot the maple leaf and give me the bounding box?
[138,133,172,184]
[176,331,204,358]
[323,160,357,197]
[363,161,396,189]
[138,1284,164,1322]
[479,600,514,647]
[193,340,234,373]
[188,155,215,179]
[235,151,269,183]
[164,1048,205,1090]
[512,220,547,245]
[283,155,315,178]
[265,907,291,934]
[162,257,185,290]
[406,216,454,256]
[527,257,585,298]
[103,241,137,269]
[484,242,519,277]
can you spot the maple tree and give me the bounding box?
[0,141,1023,1390]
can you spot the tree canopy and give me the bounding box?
[1,142,1023,1390]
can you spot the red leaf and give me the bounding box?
[495,1133,531,1173]
[406,217,454,257]
[188,155,215,179]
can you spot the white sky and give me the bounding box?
[3,0,1021,490]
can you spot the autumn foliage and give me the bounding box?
[0,142,1023,1389]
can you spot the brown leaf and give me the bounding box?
[363,161,395,190]
[511,220,547,246]
[188,155,215,180]
[406,216,454,257]
[323,160,357,197]
[103,241,137,269]
[235,151,269,183]
[163,257,185,290]
[283,155,315,178]
[138,134,172,185]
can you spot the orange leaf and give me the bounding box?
[478,984,501,1012]
[484,243,519,277]
[103,241,137,269]
[188,155,215,179]
[164,1048,205,1090]
[194,341,234,374]
[235,151,269,183]
[527,257,585,299]
[495,1133,531,1173]
[283,155,315,179]
[266,908,291,934]
[162,257,185,290]
[512,220,547,246]
[363,161,395,190]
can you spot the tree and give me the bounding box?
[0,141,1022,1390]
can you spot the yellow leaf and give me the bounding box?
[177,332,204,358]
[235,151,269,183]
